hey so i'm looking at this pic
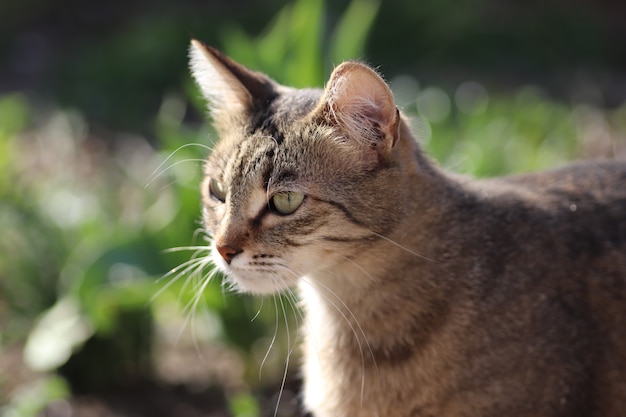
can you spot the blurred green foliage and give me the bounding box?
[1,0,625,415]
[221,0,379,87]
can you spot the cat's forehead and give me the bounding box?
[247,87,321,143]
[268,87,322,120]
[208,133,273,187]
[207,87,323,182]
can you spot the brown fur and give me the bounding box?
[189,39,626,416]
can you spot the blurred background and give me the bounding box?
[1,0,625,416]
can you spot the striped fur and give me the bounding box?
[190,40,626,417]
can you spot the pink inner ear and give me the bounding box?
[323,63,398,151]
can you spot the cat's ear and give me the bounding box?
[189,39,274,117]
[316,62,400,164]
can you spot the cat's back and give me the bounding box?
[475,160,626,250]
[463,160,626,415]
[489,159,626,277]
[492,159,626,201]
[477,159,626,308]
[438,161,626,416]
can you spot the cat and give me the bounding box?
[188,39,626,417]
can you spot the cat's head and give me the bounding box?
[189,40,410,294]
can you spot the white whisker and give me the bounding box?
[274,265,324,374]
[341,255,377,285]
[266,175,274,209]
[274,289,295,417]
[162,245,211,253]
[370,231,439,263]
[259,295,280,381]
[180,267,220,332]
[151,253,211,303]
[144,158,206,188]
[154,233,218,351]
[145,142,212,187]
[250,297,265,323]
[283,286,304,333]
[300,275,376,405]
[191,227,211,245]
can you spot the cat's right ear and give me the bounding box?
[189,40,274,118]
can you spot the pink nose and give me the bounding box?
[217,244,242,264]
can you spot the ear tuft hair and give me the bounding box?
[189,40,275,117]
[319,62,399,157]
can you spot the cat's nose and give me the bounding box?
[217,244,243,264]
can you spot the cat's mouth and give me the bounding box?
[210,244,298,295]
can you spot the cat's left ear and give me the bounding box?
[315,61,400,164]
[189,39,275,120]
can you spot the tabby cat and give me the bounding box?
[188,39,626,417]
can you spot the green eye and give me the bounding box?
[271,192,305,215]
[209,178,227,202]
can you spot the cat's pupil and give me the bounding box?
[271,191,305,215]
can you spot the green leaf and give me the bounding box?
[330,0,381,64]
[3,375,70,417]
[285,0,325,87]
[229,392,260,417]
[24,297,94,371]
[220,25,260,69]
[0,93,29,137]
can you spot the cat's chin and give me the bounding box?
[224,270,297,295]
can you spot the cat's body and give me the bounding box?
[301,159,626,417]
[188,40,626,417]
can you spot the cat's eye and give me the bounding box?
[209,178,227,202]
[271,191,305,215]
